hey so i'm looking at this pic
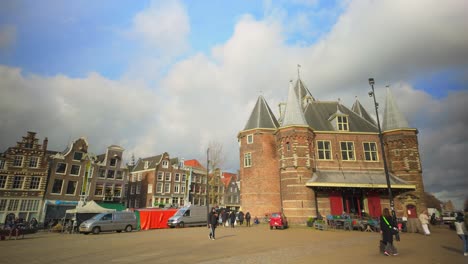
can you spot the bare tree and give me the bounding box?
[207,141,225,206]
[208,141,225,172]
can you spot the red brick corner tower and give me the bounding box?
[381,88,426,216]
[238,96,281,219]
[276,81,315,224]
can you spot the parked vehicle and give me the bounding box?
[269,212,288,230]
[79,211,137,235]
[167,205,208,228]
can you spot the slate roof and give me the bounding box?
[282,81,308,126]
[304,101,378,132]
[383,88,410,131]
[351,98,376,126]
[243,95,280,130]
[294,79,315,102]
[133,154,163,171]
[306,170,415,189]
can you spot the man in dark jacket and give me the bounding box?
[208,208,218,240]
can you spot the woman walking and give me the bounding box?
[380,208,398,256]
[419,209,431,235]
[454,212,468,256]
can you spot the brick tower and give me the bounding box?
[381,88,426,217]
[238,96,281,219]
[276,81,316,224]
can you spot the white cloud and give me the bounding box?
[130,0,190,57]
[0,24,16,51]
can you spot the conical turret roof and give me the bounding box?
[243,96,279,130]
[382,88,410,131]
[351,98,376,126]
[282,81,308,126]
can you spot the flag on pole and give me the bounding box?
[82,160,91,195]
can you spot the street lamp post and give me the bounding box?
[206,148,210,223]
[368,78,400,240]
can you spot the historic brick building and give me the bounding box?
[238,78,426,224]
[43,138,127,222]
[0,132,50,223]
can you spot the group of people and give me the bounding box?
[3,214,38,240]
[208,208,257,240]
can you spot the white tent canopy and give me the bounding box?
[65,200,116,214]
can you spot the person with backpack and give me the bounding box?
[454,212,468,256]
[245,212,251,227]
[380,208,399,256]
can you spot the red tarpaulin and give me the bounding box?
[137,209,177,230]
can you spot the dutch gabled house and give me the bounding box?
[43,139,127,222]
[221,171,240,211]
[238,78,425,224]
[0,132,50,223]
[127,153,204,209]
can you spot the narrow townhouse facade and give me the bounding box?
[43,139,127,222]
[222,172,240,211]
[127,153,194,209]
[87,145,127,203]
[0,132,49,223]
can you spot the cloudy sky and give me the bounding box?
[0,0,466,210]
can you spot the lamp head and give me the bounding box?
[368,91,374,97]
[368,78,375,86]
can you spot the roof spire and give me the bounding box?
[351,96,376,126]
[297,64,301,79]
[282,80,308,126]
[382,86,410,131]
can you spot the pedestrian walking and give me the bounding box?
[454,212,468,256]
[208,208,218,240]
[380,208,399,256]
[238,211,244,226]
[230,211,236,228]
[419,209,431,236]
[245,212,251,227]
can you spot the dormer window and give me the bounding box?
[73,152,83,161]
[247,134,253,144]
[337,115,349,131]
[162,160,169,168]
[144,161,149,169]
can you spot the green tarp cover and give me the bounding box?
[98,202,126,211]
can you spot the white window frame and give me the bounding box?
[337,115,349,131]
[340,141,355,161]
[137,173,142,181]
[131,173,136,182]
[175,173,180,182]
[65,180,78,195]
[363,142,379,161]
[12,176,24,189]
[148,184,153,194]
[73,152,83,161]
[174,184,180,193]
[181,185,186,194]
[56,162,67,174]
[29,156,39,168]
[0,160,5,170]
[165,172,171,181]
[0,175,7,189]
[13,156,23,167]
[156,182,163,193]
[162,160,169,168]
[136,183,141,194]
[164,183,171,193]
[247,134,254,144]
[130,185,135,195]
[29,176,41,190]
[114,184,122,197]
[70,164,81,176]
[317,140,332,160]
[157,172,163,181]
[51,179,64,194]
[244,153,252,167]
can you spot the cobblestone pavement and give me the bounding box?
[0,224,465,264]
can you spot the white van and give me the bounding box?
[79,211,137,234]
[167,205,208,228]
